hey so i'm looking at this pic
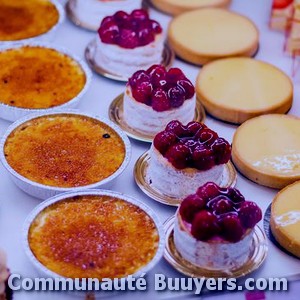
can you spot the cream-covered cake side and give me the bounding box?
[147,146,224,199]
[174,212,253,270]
[74,0,142,29]
[123,87,196,135]
[95,35,164,77]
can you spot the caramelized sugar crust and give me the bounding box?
[0,0,59,41]
[4,114,126,187]
[28,195,159,279]
[0,47,86,108]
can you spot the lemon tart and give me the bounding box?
[232,114,300,189]
[270,181,300,258]
[196,58,293,124]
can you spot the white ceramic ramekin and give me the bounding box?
[0,0,65,48]
[0,110,131,199]
[0,42,92,122]
[23,189,165,286]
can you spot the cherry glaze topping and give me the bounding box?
[128,65,195,111]
[153,120,230,170]
[179,182,262,242]
[98,9,162,48]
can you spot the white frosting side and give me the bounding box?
[74,0,142,30]
[94,35,164,78]
[0,250,9,295]
[174,213,253,270]
[147,146,224,199]
[123,87,196,135]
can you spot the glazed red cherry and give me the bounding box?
[98,21,119,43]
[131,81,152,104]
[137,27,155,46]
[100,16,114,27]
[238,201,262,229]
[165,144,191,169]
[168,85,185,108]
[219,214,244,243]
[272,0,293,9]
[150,20,162,34]
[152,88,170,112]
[186,121,206,136]
[118,29,138,48]
[192,145,215,170]
[212,198,234,215]
[212,138,231,164]
[179,194,206,223]
[197,128,218,145]
[113,11,131,26]
[196,182,220,200]
[166,68,185,84]
[191,211,219,241]
[153,130,177,154]
[131,9,149,21]
[223,188,245,204]
[177,79,195,99]
[165,120,186,137]
[129,70,150,87]
[148,65,167,87]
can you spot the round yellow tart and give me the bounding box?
[151,0,231,16]
[270,181,300,258]
[0,46,86,109]
[4,114,126,188]
[28,193,160,279]
[196,58,293,124]
[232,114,300,189]
[168,8,259,65]
[0,0,59,41]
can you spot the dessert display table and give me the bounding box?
[1,0,300,299]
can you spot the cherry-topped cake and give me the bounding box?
[73,0,142,30]
[148,120,231,198]
[174,183,262,269]
[96,9,164,77]
[124,65,196,135]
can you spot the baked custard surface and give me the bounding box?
[4,114,126,187]
[0,0,59,41]
[0,46,86,108]
[28,195,159,278]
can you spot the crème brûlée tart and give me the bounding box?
[0,46,86,109]
[151,0,231,16]
[168,8,259,65]
[0,0,59,42]
[232,114,300,189]
[196,57,293,124]
[28,194,160,278]
[4,114,126,188]
[270,181,300,258]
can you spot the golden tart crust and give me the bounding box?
[0,46,86,109]
[232,114,300,189]
[4,114,126,188]
[28,195,159,279]
[270,181,300,258]
[0,0,59,41]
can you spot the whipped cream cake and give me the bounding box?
[168,8,259,65]
[232,114,300,189]
[73,0,142,30]
[148,120,231,199]
[270,0,294,31]
[0,249,12,300]
[174,183,262,269]
[124,65,196,135]
[96,9,164,77]
[271,181,300,258]
[151,0,231,16]
[0,0,59,42]
[196,57,293,124]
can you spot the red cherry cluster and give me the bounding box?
[98,9,162,49]
[179,182,262,242]
[153,120,231,170]
[128,65,195,111]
